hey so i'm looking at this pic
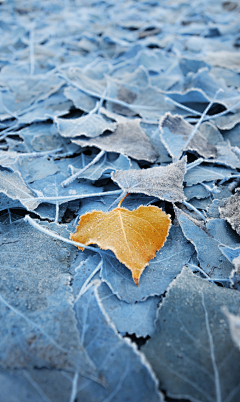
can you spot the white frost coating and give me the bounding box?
[0,294,75,358]
[24,215,102,254]
[112,157,187,203]
[61,150,106,187]
[94,282,163,402]
[75,260,103,303]
[22,189,122,204]
[222,307,240,351]
[184,89,223,150]
[69,371,79,402]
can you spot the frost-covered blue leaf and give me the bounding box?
[0,170,39,210]
[55,113,116,138]
[0,220,99,379]
[184,164,238,186]
[219,191,240,235]
[74,281,163,402]
[177,210,240,279]
[57,151,137,182]
[98,281,161,337]
[71,253,160,337]
[142,265,240,402]
[30,172,104,205]
[64,86,98,113]
[160,113,217,160]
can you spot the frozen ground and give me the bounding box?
[0,1,240,401]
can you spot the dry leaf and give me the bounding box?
[72,120,158,162]
[70,195,171,286]
[112,158,187,203]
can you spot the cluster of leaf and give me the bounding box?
[0,0,240,401]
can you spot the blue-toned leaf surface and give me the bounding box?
[0,220,99,379]
[184,165,238,186]
[74,281,163,402]
[30,172,104,205]
[98,281,161,337]
[55,113,116,138]
[178,211,240,278]
[58,151,137,182]
[160,113,217,160]
[142,266,240,402]
[0,170,39,210]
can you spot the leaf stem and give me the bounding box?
[118,192,129,208]
[61,150,106,187]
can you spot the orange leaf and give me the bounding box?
[70,196,171,286]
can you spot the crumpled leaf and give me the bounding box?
[71,197,171,286]
[142,265,240,402]
[219,190,240,235]
[55,113,116,138]
[72,120,158,162]
[100,225,195,303]
[0,170,39,211]
[112,158,187,203]
[160,113,217,160]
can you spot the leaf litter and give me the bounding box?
[1,0,240,400]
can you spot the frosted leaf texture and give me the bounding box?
[1,0,240,399]
[219,191,240,235]
[72,120,158,162]
[55,114,116,138]
[142,266,240,402]
[184,165,238,186]
[112,158,187,202]
[0,220,98,378]
[160,113,217,160]
[0,170,39,211]
[74,282,163,402]
[178,212,240,278]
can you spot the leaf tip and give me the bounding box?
[133,277,139,287]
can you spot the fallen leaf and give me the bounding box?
[70,195,171,286]
[160,112,217,160]
[142,265,240,402]
[219,190,240,235]
[72,119,158,162]
[112,158,187,203]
